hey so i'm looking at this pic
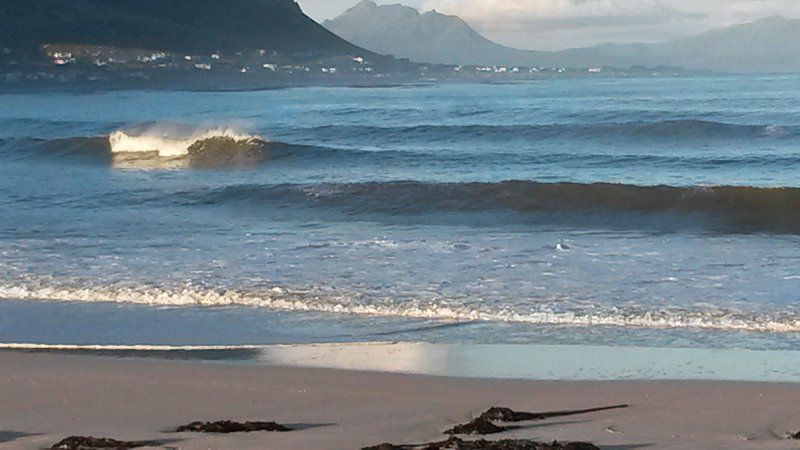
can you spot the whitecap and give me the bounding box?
[109,125,259,157]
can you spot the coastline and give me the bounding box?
[5,342,800,382]
[1,349,799,449]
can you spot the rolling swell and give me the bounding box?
[305,120,798,143]
[0,137,111,163]
[4,134,800,172]
[189,181,800,233]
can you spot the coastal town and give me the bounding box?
[0,43,684,88]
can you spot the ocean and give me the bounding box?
[1,75,799,354]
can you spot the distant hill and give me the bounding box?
[325,2,800,72]
[541,16,800,72]
[0,0,371,59]
[649,16,800,72]
[323,0,540,66]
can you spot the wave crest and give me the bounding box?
[109,125,261,157]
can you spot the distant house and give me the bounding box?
[138,52,166,63]
[51,51,75,65]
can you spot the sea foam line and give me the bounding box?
[0,343,263,351]
[0,283,798,334]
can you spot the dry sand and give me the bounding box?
[1,351,799,449]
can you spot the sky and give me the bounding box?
[297,0,800,50]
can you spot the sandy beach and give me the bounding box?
[1,350,799,449]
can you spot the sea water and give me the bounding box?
[1,76,799,355]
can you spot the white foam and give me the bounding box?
[1,282,799,334]
[764,124,788,138]
[0,343,263,351]
[108,126,258,157]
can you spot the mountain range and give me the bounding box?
[0,0,370,59]
[3,0,799,75]
[323,1,520,66]
[325,1,800,72]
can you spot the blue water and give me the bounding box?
[1,75,799,350]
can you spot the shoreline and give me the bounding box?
[1,350,799,449]
[3,341,800,383]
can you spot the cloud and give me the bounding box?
[424,0,687,25]
[298,0,366,21]
[422,0,800,23]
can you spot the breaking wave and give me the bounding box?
[6,135,800,170]
[108,125,262,157]
[0,127,327,169]
[2,118,800,172]
[0,282,798,334]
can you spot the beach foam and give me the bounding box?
[1,282,798,334]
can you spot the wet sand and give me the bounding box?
[1,351,799,449]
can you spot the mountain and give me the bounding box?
[323,0,543,66]
[0,0,371,59]
[544,16,800,72]
[325,2,800,72]
[649,16,800,72]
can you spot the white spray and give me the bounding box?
[109,125,259,157]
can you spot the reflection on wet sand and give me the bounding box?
[253,342,800,382]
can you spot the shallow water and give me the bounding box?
[1,76,799,351]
